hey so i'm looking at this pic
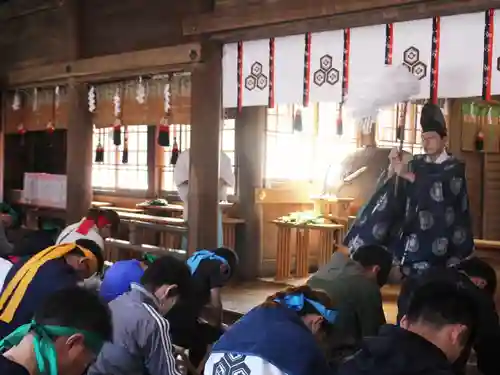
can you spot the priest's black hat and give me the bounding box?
[420,103,447,137]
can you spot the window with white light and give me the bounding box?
[264,103,357,182]
[92,125,149,191]
[160,120,237,194]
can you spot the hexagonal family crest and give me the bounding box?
[245,61,268,91]
[401,46,427,81]
[313,54,340,87]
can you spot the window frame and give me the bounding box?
[91,125,150,197]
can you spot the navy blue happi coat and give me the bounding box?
[344,154,473,276]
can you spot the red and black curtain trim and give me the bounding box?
[302,33,312,108]
[430,16,441,104]
[337,28,351,136]
[385,23,394,65]
[237,41,243,112]
[268,37,275,108]
[482,9,495,101]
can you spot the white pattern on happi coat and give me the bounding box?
[206,353,284,375]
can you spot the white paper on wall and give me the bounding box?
[241,39,271,107]
[348,24,387,105]
[274,34,306,105]
[222,43,238,108]
[308,30,344,103]
[392,18,433,99]
[439,12,484,98]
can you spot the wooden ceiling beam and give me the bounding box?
[183,0,436,36]
[7,43,201,88]
[209,0,500,42]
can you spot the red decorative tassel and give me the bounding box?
[95,130,104,162]
[475,130,485,151]
[158,117,170,147]
[113,119,121,146]
[46,121,55,134]
[122,127,129,164]
[170,137,179,165]
[293,108,303,132]
[17,124,26,146]
[17,124,26,136]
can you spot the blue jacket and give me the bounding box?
[213,305,332,375]
[100,259,145,303]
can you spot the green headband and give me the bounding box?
[0,320,104,375]
[143,254,158,264]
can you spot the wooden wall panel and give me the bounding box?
[80,0,204,58]
[4,92,25,134]
[483,154,500,240]
[0,5,72,71]
[92,83,121,129]
[121,74,191,126]
[55,86,69,130]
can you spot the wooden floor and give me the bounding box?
[222,279,400,323]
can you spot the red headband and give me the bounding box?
[76,216,110,235]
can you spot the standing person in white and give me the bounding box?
[174,149,235,249]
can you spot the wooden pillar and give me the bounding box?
[188,43,222,253]
[235,107,266,279]
[66,81,93,223]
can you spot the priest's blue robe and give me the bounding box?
[344,154,474,276]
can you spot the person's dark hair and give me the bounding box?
[35,287,112,342]
[456,257,497,296]
[213,247,239,278]
[351,245,393,286]
[406,282,478,345]
[71,239,105,274]
[141,255,191,298]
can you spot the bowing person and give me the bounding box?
[0,219,105,338]
[0,227,60,291]
[166,247,238,370]
[99,253,157,303]
[88,255,192,375]
[0,287,112,375]
[56,208,119,247]
[205,285,336,375]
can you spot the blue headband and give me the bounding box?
[187,250,229,275]
[274,293,337,324]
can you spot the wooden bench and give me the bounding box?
[104,237,188,262]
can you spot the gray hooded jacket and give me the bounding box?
[88,283,180,375]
